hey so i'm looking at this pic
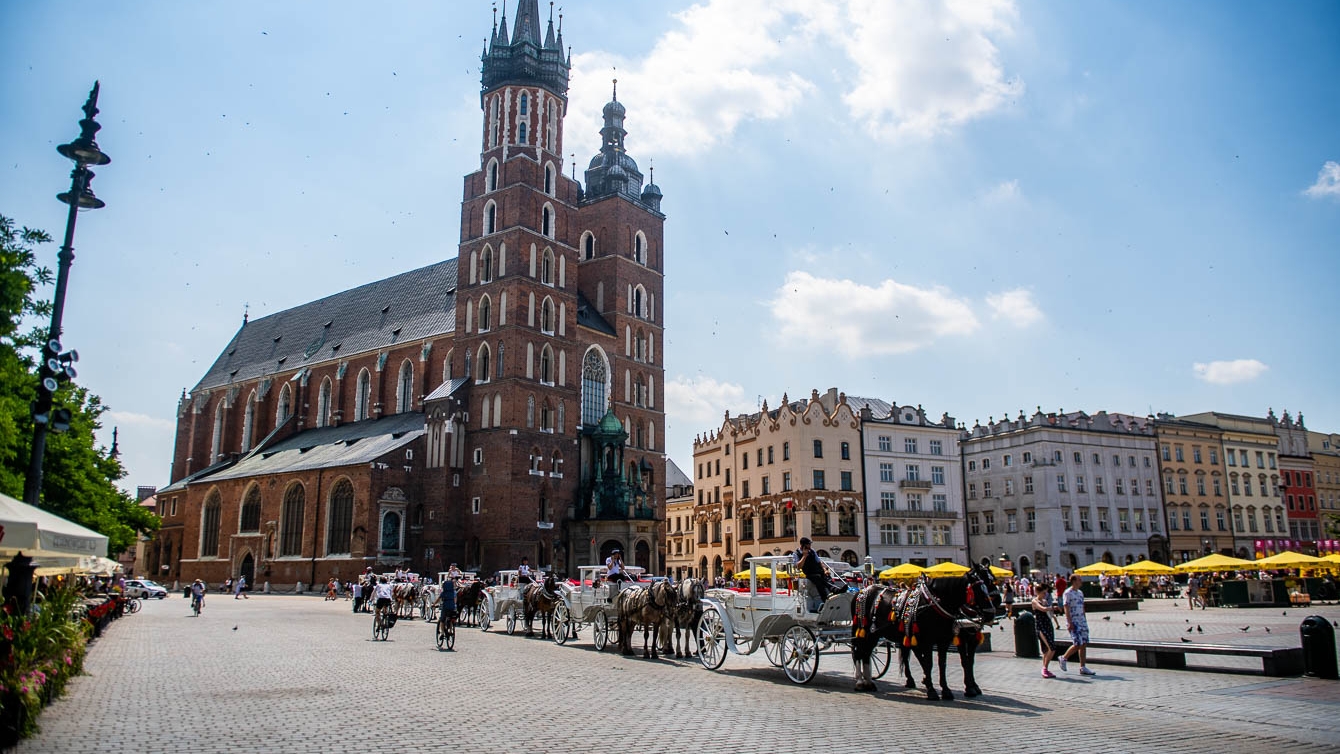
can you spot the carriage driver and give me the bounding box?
[517,556,534,585]
[605,549,630,583]
[795,538,843,609]
[446,563,463,581]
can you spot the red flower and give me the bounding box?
[2,627,12,641]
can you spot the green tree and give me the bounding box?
[0,213,158,555]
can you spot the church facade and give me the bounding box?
[150,0,667,587]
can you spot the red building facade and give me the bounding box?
[151,0,667,587]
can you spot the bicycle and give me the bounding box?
[192,595,203,617]
[125,597,142,614]
[373,607,397,641]
[436,609,457,651]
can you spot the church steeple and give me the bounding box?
[583,79,663,213]
[482,0,569,95]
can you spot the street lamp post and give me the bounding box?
[22,82,110,507]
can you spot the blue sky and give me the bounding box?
[2,0,1337,495]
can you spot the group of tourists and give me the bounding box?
[1028,574,1096,679]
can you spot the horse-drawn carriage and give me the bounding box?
[550,565,646,649]
[696,555,894,684]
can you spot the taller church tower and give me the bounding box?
[448,0,667,575]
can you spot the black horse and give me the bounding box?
[455,580,488,627]
[851,564,998,699]
[522,574,562,638]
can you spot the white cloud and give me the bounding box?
[569,1,817,156]
[983,179,1021,203]
[985,288,1043,326]
[664,375,746,428]
[1304,160,1340,200]
[769,271,979,357]
[839,0,1024,140]
[1192,359,1269,385]
[567,0,1022,156]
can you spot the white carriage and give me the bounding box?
[550,565,646,649]
[696,555,891,684]
[479,569,540,634]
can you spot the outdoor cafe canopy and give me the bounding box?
[1073,561,1125,576]
[922,562,970,576]
[1174,553,1255,573]
[879,563,924,579]
[1121,560,1176,576]
[1254,551,1324,568]
[0,491,108,561]
[988,565,1014,578]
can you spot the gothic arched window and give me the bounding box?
[581,348,608,427]
[484,201,497,234]
[396,360,414,413]
[327,479,354,555]
[280,483,305,557]
[241,391,256,452]
[240,485,261,532]
[201,490,222,558]
[316,377,332,428]
[276,384,292,426]
[355,369,372,421]
[479,294,492,332]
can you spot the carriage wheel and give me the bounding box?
[781,625,819,684]
[479,605,491,632]
[762,637,783,667]
[697,610,727,670]
[552,603,571,646]
[593,610,610,651]
[871,641,893,680]
[505,611,517,635]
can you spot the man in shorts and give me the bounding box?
[1059,574,1095,676]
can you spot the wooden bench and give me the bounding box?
[1051,638,1303,676]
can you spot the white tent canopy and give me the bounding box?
[0,491,109,561]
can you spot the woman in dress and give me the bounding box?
[1031,582,1060,678]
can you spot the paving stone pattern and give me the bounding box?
[16,595,1340,753]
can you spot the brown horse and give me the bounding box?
[522,574,561,638]
[666,578,705,658]
[391,583,419,617]
[616,581,678,658]
[455,580,488,627]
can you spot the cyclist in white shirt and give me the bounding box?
[373,577,395,626]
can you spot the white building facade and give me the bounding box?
[963,410,1166,575]
[860,404,967,568]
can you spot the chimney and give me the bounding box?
[136,486,158,502]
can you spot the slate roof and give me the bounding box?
[424,376,470,403]
[198,413,427,484]
[193,259,458,393]
[575,291,615,336]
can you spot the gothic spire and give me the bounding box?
[512,0,542,46]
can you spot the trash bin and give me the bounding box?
[1300,616,1338,680]
[183,586,191,599]
[1014,609,1039,658]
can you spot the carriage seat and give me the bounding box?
[799,579,823,614]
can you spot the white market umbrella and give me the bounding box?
[0,491,109,561]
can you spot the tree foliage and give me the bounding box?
[0,214,158,555]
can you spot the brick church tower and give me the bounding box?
[441,0,667,575]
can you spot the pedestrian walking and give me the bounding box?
[233,575,249,599]
[1187,573,1203,610]
[1059,575,1095,676]
[1031,582,1059,678]
[352,580,363,613]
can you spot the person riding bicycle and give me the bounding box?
[190,579,206,613]
[436,578,458,628]
[372,576,394,626]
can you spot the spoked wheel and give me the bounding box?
[374,616,388,641]
[781,625,819,684]
[762,637,783,667]
[436,621,447,650]
[871,641,893,680]
[479,601,492,631]
[593,610,610,651]
[445,621,456,651]
[697,610,727,670]
[505,611,517,635]
[127,599,142,614]
[552,603,571,646]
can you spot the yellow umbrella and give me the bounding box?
[1122,560,1175,575]
[1074,562,1124,575]
[1254,551,1324,568]
[879,563,924,579]
[923,562,970,576]
[1322,554,1340,565]
[1174,553,1255,573]
[988,565,1014,578]
[731,565,795,581]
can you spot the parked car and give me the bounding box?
[123,579,168,599]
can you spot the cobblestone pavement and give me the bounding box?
[17,594,1340,753]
